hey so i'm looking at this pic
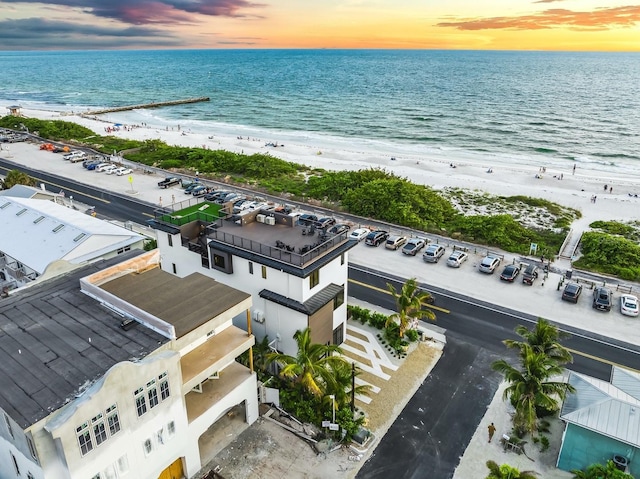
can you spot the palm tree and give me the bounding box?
[572,460,634,479]
[504,318,572,366]
[2,169,36,189]
[492,344,574,435]
[267,327,349,398]
[485,460,538,479]
[386,278,435,337]
[324,360,371,409]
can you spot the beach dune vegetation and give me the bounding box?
[573,231,640,281]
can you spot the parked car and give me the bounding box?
[63,150,86,161]
[365,230,389,247]
[158,177,181,188]
[385,235,408,251]
[592,287,613,312]
[184,182,201,194]
[446,250,468,268]
[94,163,114,172]
[620,294,639,317]
[328,224,350,235]
[83,159,102,169]
[317,217,336,228]
[522,264,539,285]
[402,238,426,256]
[298,214,318,226]
[479,255,501,274]
[191,185,208,196]
[115,167,133,176]
[500,264,521,282]
[422,244,446,263]
[349,228,371,242]
[562,282,583,303]
[104,165,120,174]
[86,162,102,171]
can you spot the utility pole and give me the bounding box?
[351,362,355,413]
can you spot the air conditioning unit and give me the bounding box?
[253,310,265,323]
[256,214,266,223]
[265,216,276,226]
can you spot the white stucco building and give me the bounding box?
[0,250,258,479]
[150,204,356,356]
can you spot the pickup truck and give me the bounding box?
[158,177,182,188]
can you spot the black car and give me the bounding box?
[522,265,539,285]
[328,224,350,235]
[500,264,521,282]
[298,214,318,226]
[592,287,612,311]
[562,282,582,303]
[365,230,389,247]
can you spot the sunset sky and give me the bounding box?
[1,0,639,51]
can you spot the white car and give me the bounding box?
[63,150,86,161]
[100,164,118,174]
[115,167,133,176]
[447,250,469,268]
[349,228,370,242]
[620,294,639,317]
[479,255,501,274]
[93,163,112,172]
[105,165,120,174]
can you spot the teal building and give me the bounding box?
[557,367,640,476]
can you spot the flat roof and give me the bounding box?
[0,252,169,429]
[100,268,251,338]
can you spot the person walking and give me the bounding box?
[488,422,496,443]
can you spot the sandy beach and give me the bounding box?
[11,106,640,233]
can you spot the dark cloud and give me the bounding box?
[437,5,640,31]
[1,0,264,25]
[0,18,185,50]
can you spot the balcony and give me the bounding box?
[181,326,254,393]
[184,361,254,424]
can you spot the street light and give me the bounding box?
[329,394,335,424]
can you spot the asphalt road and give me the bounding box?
[357,334,503,479]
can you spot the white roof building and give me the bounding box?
[0,193,145,291]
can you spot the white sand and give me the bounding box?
[14,106,640,230]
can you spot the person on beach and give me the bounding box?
[488,423,496,443]
[573,164,576,174]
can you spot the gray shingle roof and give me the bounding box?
[0,252,168,429]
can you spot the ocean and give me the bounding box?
[1,49,639,172]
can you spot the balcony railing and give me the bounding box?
[207,228,348,267]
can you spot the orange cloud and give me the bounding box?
[437,5,640,31]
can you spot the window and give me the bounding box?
[16,208,27,216]
[167,421,176,439]
[33,216,45,224]
[167,233,173,247]
[333,325,344,345]
[117,455,130,475]
[73,233,87,242]
[213,254,226,269]
[4,413,13,439]
[116,246,131,254]
[309,269,319,289]
[160,378,170,401]
[261,265,267,279]
[11,452,20,475]
[143,438,153,456]
[77,422,93,455]
[27,436,38,461]
[52,224,65,233]
[0,202,10,209]
[92,413,107,446]
[134,388,147,417]
[333,289,344,310]
[172,263,177,274]
[147,379,159,408]
[106,404,121,436]
[341,253,345,265]
[248,261,253,274]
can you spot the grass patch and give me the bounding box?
[160,202,222,226]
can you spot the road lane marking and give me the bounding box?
[348,278,450,314]
[566,348,640,374]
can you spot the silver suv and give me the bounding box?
[479,255,501,273]
[422,244,445,263]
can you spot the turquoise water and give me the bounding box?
[1,49,639,167]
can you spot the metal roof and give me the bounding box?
[561,369,640,448]
[0,252,168,429]
[0,196,143,274]
[259,283,343,315]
